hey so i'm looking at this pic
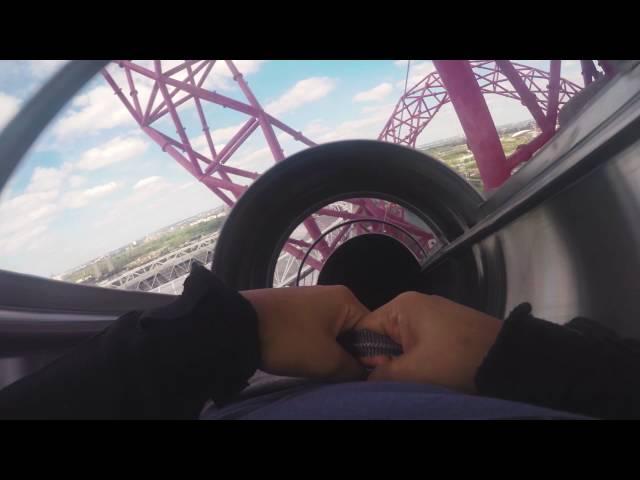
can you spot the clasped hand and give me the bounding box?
[241,286,503,393]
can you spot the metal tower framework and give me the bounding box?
[102,60,435,285]
[104,60,611,285]
[379,60,586,189]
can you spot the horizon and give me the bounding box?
[0,60,584,279]
[53,118,536,279]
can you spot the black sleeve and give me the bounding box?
[475,303,640,419]
[0,264,260,420]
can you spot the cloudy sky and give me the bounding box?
[0,60,585,278]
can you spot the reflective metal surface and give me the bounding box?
[488,142,640,337]
[474,61,640,337]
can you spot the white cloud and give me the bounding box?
[0,224,48,256]
[362,102,396,115]
[53,85,137,140]
[75,136,147,171]
[303,119,332,138]
[89,175,216,248]
[162,60,184,72]
[191,136,225,156]
[2,151,189,270]
[178,181,198,190]
[1,134,154,257]
[0,190,58,236]
[202,60,266,91]
[0,91,21,131]
[0,156,130,256]
[317,108,391,143]
[50,60,266,142]
[191,122,245,154]
[26,164,72,194]
[353,82,393,103]
[211,123,244,143]
[0,166,65,254]
[395,61,435,90]
[81,182,120,197]
[265,77,336,116]
[133,176,162,190]
[69,175,87,188]
[233,60,264,75]
[233,146,272,170]
[412,96,530,148]
[61,182,122,208]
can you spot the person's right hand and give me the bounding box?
[355,292,503,393]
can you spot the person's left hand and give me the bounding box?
[353,291,502,393]
[241,285,369,381]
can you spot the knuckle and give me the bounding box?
[335,285,361,307]
[395,290,424,303]
[427,294,448,307]
[333,284,353,299]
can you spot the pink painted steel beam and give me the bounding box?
[225,60,285,163]
[103,60,342,277]
[506,129,555,170]
[154,61,202,176]
[598,60,617,77]
[495,60,551,132]
[433,60,510,190]
[315,207,434,242]
[379,61,586,182]
[105,60,606,282]
[580,60,599,86]
[546,60,561,131]
[283,242,323,271]
[203,119,259,176]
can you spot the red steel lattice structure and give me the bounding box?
[379,60,585,189]
[104,60,609,284]
[102,60,433,284]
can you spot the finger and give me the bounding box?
[336,291,371,333]
[354,306,403,345]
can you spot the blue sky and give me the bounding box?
[0,60,585,278]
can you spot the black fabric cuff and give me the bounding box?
[0,263,260,419]
[474,302,640,419]
[474,303,592,414]
[122,262,261,414]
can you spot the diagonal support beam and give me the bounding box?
[496,60,552,132]
[434,60,510,190]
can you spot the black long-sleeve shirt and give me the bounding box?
[1,264,639,419]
